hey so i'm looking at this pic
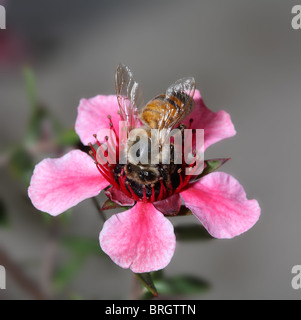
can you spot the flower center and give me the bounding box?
[88,115,199,203]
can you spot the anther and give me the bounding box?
[126,182,140,201]
[158,179,166,201]
[175,168,184,193]
[150,184,155,202]
[142,185,148,203]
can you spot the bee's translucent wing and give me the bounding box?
[153,77,195,145]
[115,64,144,131]
[163,77,195,130]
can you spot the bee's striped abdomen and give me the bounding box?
[139,93,192,130]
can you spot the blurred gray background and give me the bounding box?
[0,0,301,299]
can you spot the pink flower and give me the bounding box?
[28,90,260,273]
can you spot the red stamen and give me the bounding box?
[175,168,184,193]
[150,184,155,202]
[93,133,116,166]
[107,114,119,144]
[126,182,140,202]
[95,162,113,184]
[157,179,166,201]
[88,143,97,155]
[142,186,148,203]
[118,170,131,197]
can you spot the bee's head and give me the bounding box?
[125,163,159,184]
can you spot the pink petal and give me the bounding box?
[183,90,236,150]
[105,187,135,207]
[75,95,121,145]
[99,202,176,273]
[181,172,260,239]
[153,194,182,216]
[28,150,109,216]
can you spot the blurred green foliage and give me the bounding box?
[139,271,210,300]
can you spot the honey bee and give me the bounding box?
[114,64,195,199]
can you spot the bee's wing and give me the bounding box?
[115,64,144,131]
[158,77,195,143]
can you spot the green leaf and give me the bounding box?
[26,106,48,143]
[135,272,158,297]
[23,66,38,112]
[101,199,122,211]
[152,270,164,281]
[9,146,35,185]
[142,275,210,299]
[174,224,213,241]
[53,237,105,291]
[158,275,210,295]
[191,158,230,182]
[56,129,80,147]
[53,255,85,290]
[23,67,64,143]
[62,236,104,257]
[0,198,9,227]
[23,66,46,143]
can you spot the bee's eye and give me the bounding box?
[138,170,156,182]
